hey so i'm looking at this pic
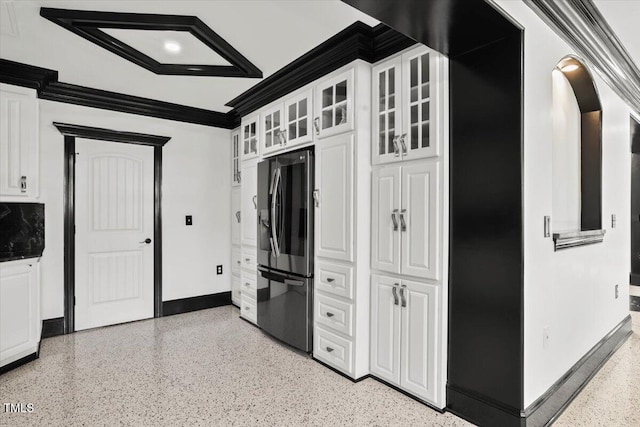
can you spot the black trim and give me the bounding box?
[162,291,232,316]
[311,357,370,383]
[631,295,640,312]
[57,124,169,333]
[41,317,65,339]
[0,352,38,376]
[632,274,640,286]
[40,8,262,78]
[226,22,414,117]
[0,59,235,128]
[370,375,446,413]
[524,315,632,426]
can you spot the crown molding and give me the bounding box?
[524,0,640,114]
[0,58,58,92]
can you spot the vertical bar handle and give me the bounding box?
[313,117,320,135]
[400,284,407,307]
[313,189,320,207]
[399,133,407,155]
[392,136,400,157]
[20,176,27,193]
[392,284,399,305]
[399,209,407,232]
[235,211,241,223]
[252,195,257,209]
[391,209,399,231]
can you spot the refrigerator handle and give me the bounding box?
[271,167,281,258]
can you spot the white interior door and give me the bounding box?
[75,138,154,331]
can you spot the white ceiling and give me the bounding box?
[0,0,378,112]
[593,0,640,68]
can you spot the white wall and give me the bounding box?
[493,1,632,407]
[38,100,231,319]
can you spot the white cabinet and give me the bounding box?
[261,103,285,156]
[0,84,39,199]
[314,133,353,262]
[370,274,438,403]
[372,45,443,164]
[231,128,241,186]
[231,187,241,246]
[0,259,41,368]
[314,68,354,139]
[240,159,258,247]
[372,160,439,280]
[231,274,241,306]
[241,115,259,161]
[283,89,313,147]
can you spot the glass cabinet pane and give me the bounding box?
[299,119,307,137]
[336,81,347,103]
[299,100,306,118]
[322,87,333,108]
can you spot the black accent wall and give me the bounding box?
[632,117,640,285]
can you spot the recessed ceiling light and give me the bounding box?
[164,40,181,54]
[561,64,579,72]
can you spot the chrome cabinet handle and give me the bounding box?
[235,211,241,223]
[392,136,400,157]
[391,209,399,231]
[20,176,27,192]
[400,209,407,232]
[326,312,335,318]
[244,282,250,287]
[245,258,251,262]
[237,171,241,183]
[279,129,287,145]
[252,195,257,209]
[400,284,407,307]
[326,347,334,353]
[236,260,241,265]
[139,238,152,244]
[399,133,407,155]
[313,117,320,135]
[312,189,320,207]
[392,284,399,305]
[326,277,335,283]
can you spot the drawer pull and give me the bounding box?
[326,277,335,283]
[245,258,251,262]
[245,306,250,311]
[326,347,334,353]
[326,312,334,318]
[237,260,241,264]
[244,282,250,287]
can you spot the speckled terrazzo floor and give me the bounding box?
[1,307,638,427]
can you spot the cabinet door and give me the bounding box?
[402,46,438,160]
[231,128,241,186]
[231,274,241,306]
[0,85,38,198]
[231,187,241,246]
[283,89,313,147]
[241,161,258,247]
[400,279,437,402]
[370,274,401,384]
[315,133,353,262]
[371,166,401,274]
[401,161,439,279]
[314,68,354,139]
[372,57,403,165]
[261,104,285,156]
[241,115,259,160]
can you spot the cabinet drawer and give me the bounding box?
[232,247,242,276]
[316,260,353,300]
[315,293,353,337]
[240,270,257,300]
[240,296,257,324]
[241,249,257,270]
[314,326,353,375]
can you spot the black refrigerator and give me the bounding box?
[256,148,314,353]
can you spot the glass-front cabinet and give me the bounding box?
[283,89,313,147]
[231,128,241,186]
[242,115,259,160]
[372,45,441,164]
[261,103,284,156]
[314,68,354,139]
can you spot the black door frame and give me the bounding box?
[54,122,170,334]
[631,116,640,285]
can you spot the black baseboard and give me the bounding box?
[0,352,39,376]
[312,357,370,383]
[447,315,633,427]
[370,375,446,414]
[630,295,640,312]
[41,317,65,339]
[631,273,640,286]
[162,291,231,316]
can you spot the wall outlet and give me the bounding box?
[216,265,223,275]
[543,326,550,349]
[615,284,619,299]
[185,215,193,226]
[611,214,617,228]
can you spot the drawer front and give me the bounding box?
[232,247,242,276]
[240,295,257,324]
[242,249,257,270]
[316,260,354,300]
[315,293,353,337]
[241,270,257,300]
[314,326,353,375]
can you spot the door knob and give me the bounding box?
[140,238,152,244]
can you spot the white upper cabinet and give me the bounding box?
[241,160,258,247]
[283,89,313,147]
[261,103,285,156]
[0,84,39,199]
[315,133,353,262]
[372,160,439,280]
[231,128,241,186]
[241,115,259,161]
[373,45,442,164]
[314,68,354,139]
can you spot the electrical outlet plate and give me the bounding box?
[615,284,619,299]
[216,265,223,275]
[186,215,193,226]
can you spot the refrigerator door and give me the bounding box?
[257,266,313,352]
[257,149,314,276]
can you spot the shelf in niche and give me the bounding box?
[552,229,606,251]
